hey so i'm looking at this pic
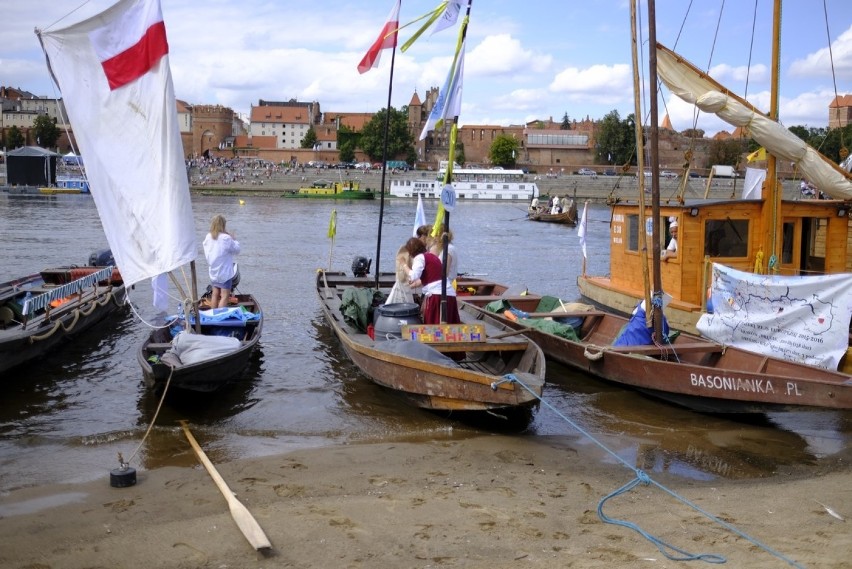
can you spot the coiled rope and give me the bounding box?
[27,288,120,343]
[496,375,806,568]
[583,345,605,360]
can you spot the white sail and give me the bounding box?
[38,0,197,287]
[657,43,852,200]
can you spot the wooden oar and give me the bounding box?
[180,421,272,550]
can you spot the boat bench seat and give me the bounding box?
[608,341,724,355]
[526,310,607,319]
[459,295,536,305]
[0,290,22,303]
[432,340,529,353]
[147,343,173,350]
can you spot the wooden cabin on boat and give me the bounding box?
[578,195,852,335]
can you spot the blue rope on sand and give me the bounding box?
[500,375,807,568]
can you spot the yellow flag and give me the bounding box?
[431,202,445,238]
[747,147,766,162]
[327,209,337,239]
[400,1,452,52]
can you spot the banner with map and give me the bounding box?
[697,264,852,370]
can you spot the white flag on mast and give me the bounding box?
[413,194,426,236]
[419,39,465,140]
[38,0,197,288]
[577,201,589,258]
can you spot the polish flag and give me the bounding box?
[89,0,169,90]
[357,0,401,74]
[38,0,197,288]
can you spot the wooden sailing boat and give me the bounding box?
[577,1,852,362]
[317,1,545,418]
[37,0,263,394]
[454,0,852,413]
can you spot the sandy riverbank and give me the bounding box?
[0,435,848,568]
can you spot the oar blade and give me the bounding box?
[228,500,272,550]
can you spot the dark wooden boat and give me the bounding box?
[317,270,545,416]
[137,293,263,393]
[0,262,126,375]
[456,278,852,413]
[527,202,578,225]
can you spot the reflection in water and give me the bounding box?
[1,195,850,492]
[533,361,823,480]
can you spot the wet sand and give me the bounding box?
[0,435,849,568]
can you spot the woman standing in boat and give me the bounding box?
[203,214,241,308]
[406,237,460,325]
[385,243,414,305]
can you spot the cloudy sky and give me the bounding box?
[2,0,850,136]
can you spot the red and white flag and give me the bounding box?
[38,0,197,288]
[89,0,169,90]
[357,0,401,74]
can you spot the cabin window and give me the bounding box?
[625,215,673,252]
[782,222,795,264]
[627,215,640,251]
[704,219,749,257]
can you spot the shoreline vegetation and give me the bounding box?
[0,435,849,568]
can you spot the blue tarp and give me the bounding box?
[612,303,670,346]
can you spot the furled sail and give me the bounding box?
[657,43,852,200]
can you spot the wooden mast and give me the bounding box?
[762,0,783,271]
[648,0,664,340]
[629,0,651,323]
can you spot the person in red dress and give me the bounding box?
[405,237,460,325]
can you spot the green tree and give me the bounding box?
[707,138,747,167]
[595,110,634,166]
[818,124,852,164]
[681,128,705,139]
[336,124,358,162]
[488,135,519,168]
[358,107,414,162]
[7,126,25,149]
[453,142,465,166]
[32,114,61,148]
[788,125,810,143]
[560,112,571,130]
[300,126,318,149]
[338,139,356,163]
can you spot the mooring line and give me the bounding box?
[497,375,806,568]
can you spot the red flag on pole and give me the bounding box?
[357,0,401,74]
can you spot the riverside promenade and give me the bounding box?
[188,166,806,203]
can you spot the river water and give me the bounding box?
[0,193,849,493]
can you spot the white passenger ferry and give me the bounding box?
[389,166,538,201]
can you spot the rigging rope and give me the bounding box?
[495,375,807,568]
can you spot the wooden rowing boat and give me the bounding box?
[527,201,578,225]
[137,293,263,393]
[317,270,545,417]
[457,279,852,413]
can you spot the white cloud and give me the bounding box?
[467,34,552,76]
[549,63,632,105]
[708,63,770,85]
[789,24,852,80]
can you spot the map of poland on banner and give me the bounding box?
[697,263,852,370]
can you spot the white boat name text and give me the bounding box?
[690,373,802,397]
